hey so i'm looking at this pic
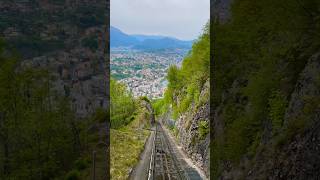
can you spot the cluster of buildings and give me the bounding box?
[111,50,185,99]
[119,71,167,99]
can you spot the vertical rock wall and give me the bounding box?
[1,0,108,118]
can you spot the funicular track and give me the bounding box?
[152,122,186,180]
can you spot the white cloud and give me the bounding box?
[111,0,209,40]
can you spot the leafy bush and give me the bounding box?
[268,90,287,132]
[140,96,150,103]
[198,120,209,140]
[93,108,109,123]
[223,117,252,162]
[110,78,136,129]
[65,170,80,180]
[82,36,98,51]
[74,158,89,171]
[152,98,169,116]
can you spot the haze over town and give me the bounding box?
[111,0,209,99]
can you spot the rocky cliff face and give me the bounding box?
[164,80,210,177]
[212,0,320,178]
[218,52,320,179]
[1,0,108,118]
[176,103,210,176]
[212,0,233,23]
[245,53,320,180]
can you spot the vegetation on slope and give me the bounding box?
[0,40,75,179]
[159,23,210,119]
[0,40,74,179]
[110,78,152,179]
[0,39,109,180]
[110,78,136,129]
[212,0,320,178]
[110,116,150,179]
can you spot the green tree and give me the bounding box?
[0,40,82,179]
[110,78,136,128]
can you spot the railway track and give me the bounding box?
[149,122,203,180]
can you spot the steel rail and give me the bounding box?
[157,127,166,179]
[160,124,189,180]
[159,128,171,180]
[148,125,157,180]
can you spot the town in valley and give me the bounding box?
[111,49,188,99]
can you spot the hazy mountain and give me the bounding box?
[133,37,192,50]
[131,34,168,41]
[110,26,193,50]
[110,26,139,47]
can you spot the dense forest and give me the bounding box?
[0,39,107,180]
[213,0,320,179]
[0,0,108,178]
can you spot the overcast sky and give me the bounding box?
[110,0,209,41]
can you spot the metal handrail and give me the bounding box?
[148,124,157,180]
[92,142,109,180]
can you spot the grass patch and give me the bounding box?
[185,118,192,130]
[110,128,150,180]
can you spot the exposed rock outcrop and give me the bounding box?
[283,53,320,127]
[212,0,233,23]
[1,0,108,118]
[164,80,210,177]
[246,53,320,180]
[176,103,210,176]
[218,53,320,180]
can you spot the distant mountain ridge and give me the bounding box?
[131,34,168,41]
[110,26,193,50]
[110,26,139,47]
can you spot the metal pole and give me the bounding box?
[93,150,96,180]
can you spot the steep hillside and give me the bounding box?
[212,0,320,179]
[0,1,108,179]
[110,78,154,179]
[154,23,210,177]
[1,0,108,118]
